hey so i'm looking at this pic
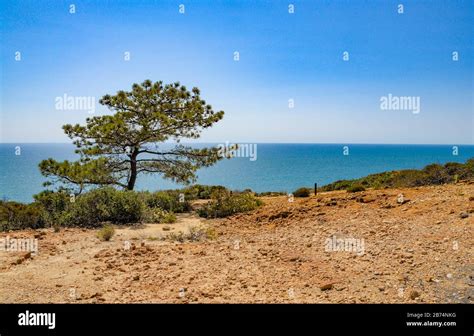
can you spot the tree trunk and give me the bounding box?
[127,151,138,190]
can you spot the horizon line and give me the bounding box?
[1,142,474,146]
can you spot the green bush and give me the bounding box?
[140,190,191,213]
[97,224,115,241]
[143,208,177,223]
[182,185,227,200]
[256,191,287,197]
[162,212,177,223]
[33,191,72,228]
[34,190,71,214]
[347,184,366,193]
[0,201,45,231]
[322,158,474,191]
[198,191,263,218]
[293,187,311,197]
[63,188,144,227]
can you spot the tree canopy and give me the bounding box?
[40,80,225,192]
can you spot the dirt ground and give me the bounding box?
[0,183,472,303]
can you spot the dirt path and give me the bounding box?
[0,183,472,303]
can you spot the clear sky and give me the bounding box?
[1,0,473,144]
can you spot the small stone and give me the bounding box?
[397,194,409,204]
[163,226,171,231]
[460,212,469,219]
[409,290,420,300]
[132,275,140,281]
[320,283,334,291]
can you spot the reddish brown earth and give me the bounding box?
[0,183,472,303]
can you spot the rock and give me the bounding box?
[320,283,334,291]
[163,226,171,231]
[397,194,409,204]
[358,196,376,203]
[269,211,291,221]
[132,275,140,281]
[459,212,469,219]
[409,290,420,300]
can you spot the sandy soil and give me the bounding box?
[0,183,472,303]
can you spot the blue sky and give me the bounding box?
[1,0,473,144]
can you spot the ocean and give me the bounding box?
[1,143,473,203]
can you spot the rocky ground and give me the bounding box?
[0,183,472,303]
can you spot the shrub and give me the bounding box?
[0,201,45,231]
[293,187,311,197]
[162,212,177,223]
[198,191,263,218]
[34,191,71,214]
[347,184,366,193]
[143,208,177,224]
[33,191,72,228]
[107,190,144,224]
[97,224,115,241]
[322,158,474,191]
[140,191,191,213]
[62,188,144,227]
[167,226,211,242]
[256,191,287,197]
[182,185,227,200]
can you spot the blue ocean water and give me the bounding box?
[0,143,473,203]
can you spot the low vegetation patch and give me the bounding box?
[167,226,217,242]
[198,190,263,218]
[256,191,287,197]
[139,190,191,213]
[181,184,228,200]
[97,223,115,241]
[0,201,45,231]
[347,184,366,193]
[293,187,311,197]
[322,158,474,192]
[0,185,264,231]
